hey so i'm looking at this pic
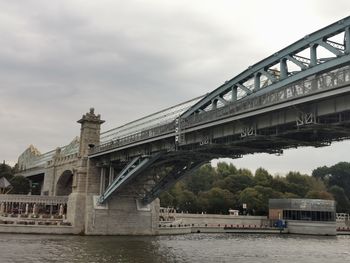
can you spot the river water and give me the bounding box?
[0,233,349,263]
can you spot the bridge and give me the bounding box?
[13,16,350,235]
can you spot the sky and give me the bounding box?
[0,0,349,174]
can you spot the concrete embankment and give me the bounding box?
[158,213,281,235]
[174,213,268,227]
[0,224,76,234]
[0,215,79,234]
[159,213,350,236]
[158,225,284,235]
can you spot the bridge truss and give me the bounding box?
[90,17,350,204]
[181,16,350,117]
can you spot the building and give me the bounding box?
[269,199,336,236]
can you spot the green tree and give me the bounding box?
[0,162,14,181]
[253,185,284,215]
[285,172,310,197]
[329,185,350,213]
[9,176,30,194]
[283,192,300,199]
[312,166,330,181]
[238,187,262,215]
[199,187,234,214]
[271,176,291,194]
[306,177,327,192]
[215,173,254,194]
[305,190,333,200]
[238,168,253,178]
[185,164,215,194]
[239,186,283,215]
[327,162,350,198]
[177,190,199,213]
[312,162,350,200]
[254,168,273,187]
[216,162,237,179]
[159,191,175,207]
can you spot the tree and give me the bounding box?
[285,172,310,197]
[199,187,234,214]
[254,168,273,187]
[312,166,330,181]
[0,162,14,181]
[283,192,300,199]
[215,173,254,194]
[177,190,199,213]
[159,191,175,207]
[9,176,30,194]
[216,162,237,179]
[238,187,262,215]
[327,162,350,198]
[329,185,350,213]
[159,162,344,215]
[306,177,327,192]
[254,185,284,215]
[312,162,350,199]
[305,190,333,200]
[185,164,215,194]
[271,176,291,194]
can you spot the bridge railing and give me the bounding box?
[91,121,176,155]
[0,195,68,205]
[99,96,203,144]
[181,65,350,129]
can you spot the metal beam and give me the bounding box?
[98,153,162,204]
[317,40,343,56]
[236,83,252,94]
[286,55,308,70]
[142,161,206,204]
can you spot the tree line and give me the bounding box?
[160,162,350,215]
[1,160,350,215]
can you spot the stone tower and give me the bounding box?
[67,108,104,233]
[77,107,105,158]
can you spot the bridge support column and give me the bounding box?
[67,192,86,233]
[67,157,88,234]
[84,159,160,235]
[84,194,160,235]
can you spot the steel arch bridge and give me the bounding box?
[92,16,350,153]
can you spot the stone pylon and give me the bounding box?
[67,108,104,233]
[68,108,159,235]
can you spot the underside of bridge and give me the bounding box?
[27,173,44,195]
[94,103,350,207]
[56,170,73,196]
[83,115,350,235]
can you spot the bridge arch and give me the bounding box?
[55,170,73,196]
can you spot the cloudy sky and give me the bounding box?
[1,0,349,174]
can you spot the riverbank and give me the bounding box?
[159,212,350,236]
[1,212,349,236]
